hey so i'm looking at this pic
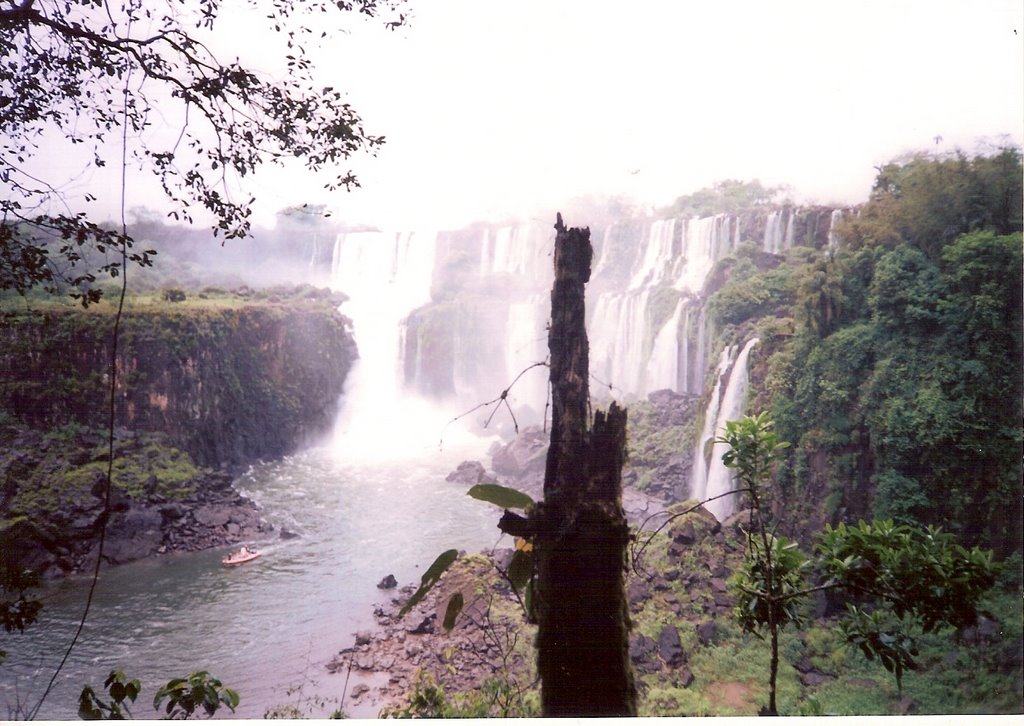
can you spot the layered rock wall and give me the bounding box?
[1,299,357,469]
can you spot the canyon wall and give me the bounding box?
[1,295,357,469]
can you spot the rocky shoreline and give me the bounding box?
[327,502,754,717]
[1,425,272,579]
[325,406,744,717]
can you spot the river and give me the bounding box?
[1,435,502,719]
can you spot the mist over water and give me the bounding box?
[328,229,485,458]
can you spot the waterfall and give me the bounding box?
[329,207,843,434]
[675,214,730,294]
[680,301,711,395]
[763,209,796,254]
[628,219,677,290]
[828,209,843,248]
[647,298,685,392]
[588,213,736,399]
[698,337,760,521]
[504,293,549,413]
[589,288,651,397]
[688,345,736,503]
[329,230,461,458]
[480,222,553,278]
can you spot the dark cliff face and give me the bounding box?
[1,299,358,469]
[0,296,357,576]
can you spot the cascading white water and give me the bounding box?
[588,213,734,399]
[329,230,472,458]
[590,288,651,397]
[628,219,677,290]
[828,209,843,248]
[700,337,760,521]
[647,298,685,392]
[504,293,549,412]
[480,221,553,278]
[676,300,712,395]
[763,209,795,254]
[688,345,736,503]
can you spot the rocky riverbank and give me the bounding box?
[0,425,272,579]
[327,501,751,717]
[1,288,357,577]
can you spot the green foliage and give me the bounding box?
[79,671,142,720]
[816,520,999,633]
[838,606,918,690]
[0,548,42,664]
[381,668,539,719]
[79,670,237,720]
[442,592,464,633]
[871,470,928,526]
[717,412,790,491]
[1,0,404,305]
[763,147,1023,555]
[466,483,534,510]
[708,263,792,326]
[719,413,1000,713]
[152,671,239,719]
[731,535,809,636]
[665,179,783,217]
[398,549,459,617]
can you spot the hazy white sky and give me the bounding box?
[38,0,1024,230]
[286,0,1024,229]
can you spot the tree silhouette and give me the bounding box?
[0,0,404,303]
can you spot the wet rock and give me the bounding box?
[491,426,548,477]
[696,620,717,645]
[355,631,373,646]
[193,505,231,528]
[723,508,760,535]
[279,528,299,540]
[800,670,832,687]
[651,575,672,592]
[627,579,651,608]
[646,389,697,427]
[712,589,733,608]
[893,695,916,715]
[377,574,398,589]
[103,507,163,564]
[445,460,488,485]
[672,520,698,545]
[629,633,660,674]
[658,624,686,668]
[407,614,436,635]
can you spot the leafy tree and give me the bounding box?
[79,671,141,720]
[842,146,1022,259]
[665,179,784,217]
[720,414,999,716]
[79,670,238,720]
[0,543,42,666]
[0,0,405,304]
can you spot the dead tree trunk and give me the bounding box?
[532,215,636,716]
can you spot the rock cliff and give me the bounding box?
[1,292,357,469]
[0,290,357,575]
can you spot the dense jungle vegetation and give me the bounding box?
[706,147,1022,557]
